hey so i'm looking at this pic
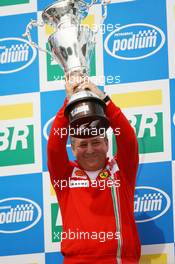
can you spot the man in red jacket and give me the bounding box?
[47,78,141,264]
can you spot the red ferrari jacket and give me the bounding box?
[47,99,141,264]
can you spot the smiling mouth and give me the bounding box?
[85,155,98,159]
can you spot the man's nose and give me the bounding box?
[86,143,94,153]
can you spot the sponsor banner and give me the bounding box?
[37,4,104,92]
[0,0,36,16]
[140,243,174,264]
[40,90,75,172]
[45,252,63,264]
[0,93,42,176]
[0,253,45,264]
[0,13,39,95]
[170,79,175,161]
[43,172,62,252]
[105,80,171,163]
[135,162,173,245]
[103,0,168,84]
[0,173,44,256]
[166,0,175,79]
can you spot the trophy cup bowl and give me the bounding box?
[42,0,109,137]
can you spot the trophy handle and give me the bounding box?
[22,19,54,58]
[86,0,111,35]
[101,0,111,23]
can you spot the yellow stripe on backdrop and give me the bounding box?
[0,103,33,120]
[82,15,95,29]
[140,253,167,264]
[50,184,56,196]
[111,90,162,108]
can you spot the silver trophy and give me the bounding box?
[23,0,111,137]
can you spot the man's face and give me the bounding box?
[72,136,109,171]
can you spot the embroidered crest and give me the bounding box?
[71,168,87,179]
[75,169,86,176]
[99,170,109,179]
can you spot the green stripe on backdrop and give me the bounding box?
[0,0,29,6]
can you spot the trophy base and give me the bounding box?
[65,95,110,138]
